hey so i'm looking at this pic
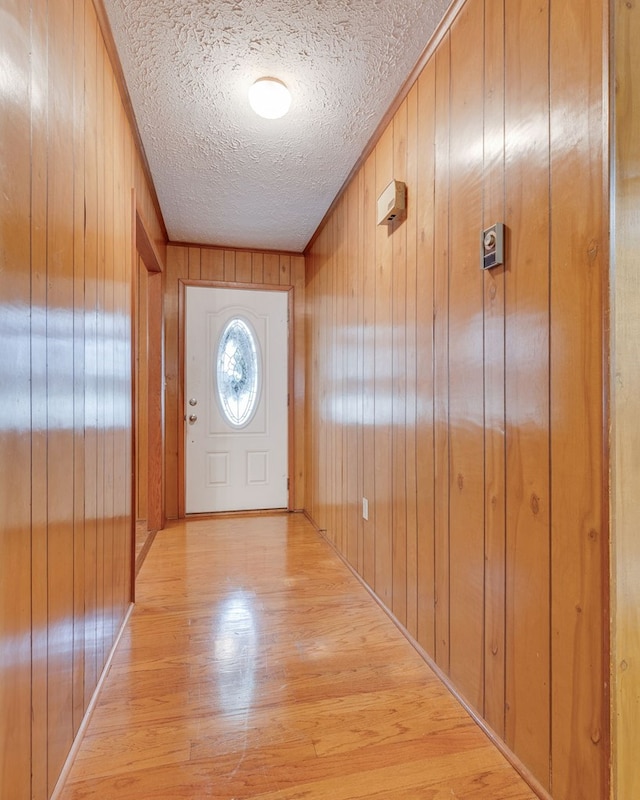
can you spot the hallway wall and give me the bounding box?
[0,1,165,797]
[304,1,608,798]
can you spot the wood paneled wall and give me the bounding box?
[164,245,306,517]
[611,2,640,798]
[304,1,608,798]
[0,1,165,798]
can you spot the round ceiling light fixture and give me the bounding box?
[248,77,292,119]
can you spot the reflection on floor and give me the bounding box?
[58,513,538,799]
[135,520,156,576]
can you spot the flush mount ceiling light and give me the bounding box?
[248,78,292,119]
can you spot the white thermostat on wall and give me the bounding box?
[377,180,406,226]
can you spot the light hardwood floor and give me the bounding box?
[58,514,538,799]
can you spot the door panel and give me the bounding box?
[185,286,288,513]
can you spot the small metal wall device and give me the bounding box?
[481,222,505,270]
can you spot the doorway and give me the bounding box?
[184,285,289,514]
[133,203,164,575]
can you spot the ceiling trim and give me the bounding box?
[168,241,304,258]
[303,0,467,255]
[92,0,169,244]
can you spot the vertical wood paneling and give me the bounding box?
[201,248,224,281]
[236,251,252,284]
[612,2,640,798]
[223,249,236,282]
[30,0,50,793]
[72,0,87,737]
[433,35,451,673]
[373,125,394,607]
[264,253,279,284]
[307,244,319,526]
[278,254,291,285]
[549,1,606,797]
[356,168,365,577]
[447,0,485,712]
[362,153,377,588]
[405,83,419,640]
[0,0,165,796]
[329,212,338,546]
[83,0,99,714]
[483,0,506,738]
[304,1,608,798]
[124,134,135,599]
[415,61,436,658]
[94,22,107,675]
[251,252,264,284]
[101,59,116,661]
[47,0,76,785]
[188,247,201,280]
[504,1,551,784]
[346,182,359,566]
[0,2,32,797]
[146,271,164,532]
[330,205,341,549]
[112,84,128,635]
[136,261,150,522]
[164,246,187,520]
[292,255,306,512]
[317,229,328,533]
[392,100,408,627]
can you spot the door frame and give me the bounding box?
[178,280,294,517]
[131,192,165,591]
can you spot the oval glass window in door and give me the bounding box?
[215,317,260,427]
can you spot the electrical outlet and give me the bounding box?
[362,497,369,521]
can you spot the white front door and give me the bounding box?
[185,286,289,513]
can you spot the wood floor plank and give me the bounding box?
[59,514,538,800]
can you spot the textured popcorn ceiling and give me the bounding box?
[104,0,452,252]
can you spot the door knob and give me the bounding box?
[188,414,197,423]
[189,398,198,406]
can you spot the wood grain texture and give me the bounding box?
[504,2,551,784]
[392,99,408,627]
[346,181,359,568]
[362,153,377,589]
[82,0,100,717]
[404,82,419,640]
[57,514,539,800]
[47,0,77,785]
[303,1,608,797]
[0,2,32,797]
[146,271,164,533]
[164,246,188,520]
[30,1,50,793]
[549,1,607,798]
[447,0,485,712]
[0,0,165,796]
[483,0,507,739]
[433,34,451,674]
[415,61,437,659]
[611,2,640,799]
[72,0,87,738]
[136,259,150,523]
[163,244,306,517]
[134,213,165,542]
[373,124,394,609]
